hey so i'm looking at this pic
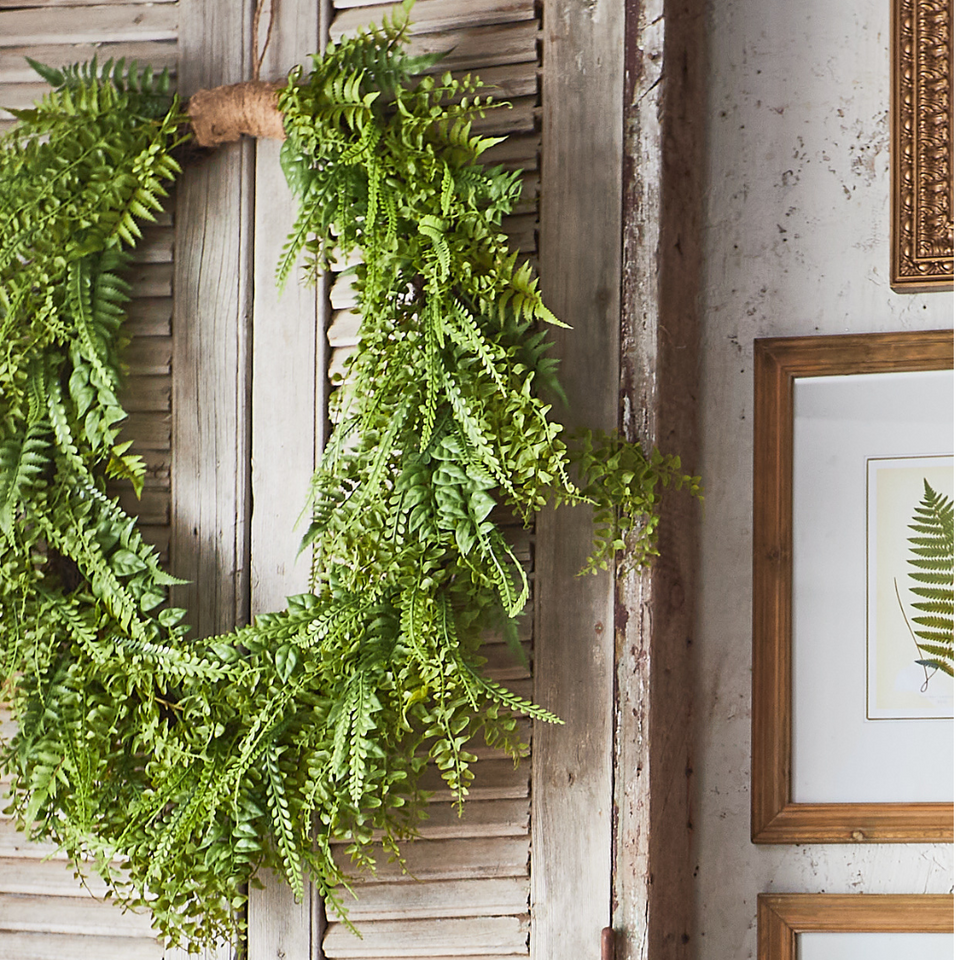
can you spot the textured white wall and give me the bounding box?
[693,0,954,954]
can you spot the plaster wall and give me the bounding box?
[693,0,954,955]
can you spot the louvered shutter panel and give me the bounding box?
[0,4,176,957]
[321,3,541,957]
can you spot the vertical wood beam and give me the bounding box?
[172,0,254,639]
[615,0,705,957]
[171,1,252,957]
[245,1,324,958]
[535,1,624,955]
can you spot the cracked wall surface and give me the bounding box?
[692,0,954,955]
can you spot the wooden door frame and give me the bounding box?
[537,1,703,959]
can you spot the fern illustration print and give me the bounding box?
[867,456,953,720]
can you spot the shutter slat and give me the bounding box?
[119,375,172,413]
[419,758,530,802]
[124,299,172,338]
[0,41,176,85]
[324,916,529,957]
[0,6,178,47]
[0,0,175,7]
[122,338,172,376]
[333,837,530,882]
[0,859,109,898]
[126,263,173,299]
[0,893,156,938]
[331,0,536,35]
[401,24,538,73]
[0,820,66,859]
[0,931,164,960]
[340,877,529,921]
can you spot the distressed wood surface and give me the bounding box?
[0,932,164,960]
[534,1,623,957]
[0,5,177,46]
[171,0,252,639]
[0,0,175,6]
[331,0,535,35]
[0,41,176,84]
[340,878,530,921]
[245,1,324,958]
[613,0,705,958]
[326,917,530,956]
[166,6,246,960]
[324,916,529,956]
[0,894,156,937]
[332,837,530,883]
[0,859,110,897]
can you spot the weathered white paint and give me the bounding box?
[694,0,954,955]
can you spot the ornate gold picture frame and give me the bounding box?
[751,330,954,843]
[758,894,953,960]
[891,0,954,288]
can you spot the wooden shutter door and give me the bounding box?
[0,3,177,958]
[312,2,623,958]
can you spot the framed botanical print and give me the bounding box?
[751,330,953,842]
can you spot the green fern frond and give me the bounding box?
[907,479,954,678]
[265,744,304,900]
[0,427,50,539]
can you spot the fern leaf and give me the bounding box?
[907,480,954,677]
[0,427,49,539]
[265,744,304,900]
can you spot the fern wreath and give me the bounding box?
[0,5,698,952]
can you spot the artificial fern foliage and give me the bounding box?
[907,479,954,677]
[0,6,698,953]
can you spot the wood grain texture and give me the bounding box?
[332,837,530,883]
[613,0,705,957]
[0,893,155,937]
[535,0,622,956]
[757,893,954,960]
[245,2,323,958]
[336,878,530,921]
[0,41,176,85]
[171,0,252,639]
[0,5,177,46]
[0,0,175,6]
[330,0,535,36]
[0,932,164,960]
[751,330,955,843]
[0,859,110,897]
[324,916,529,956]
[616,0,663,955]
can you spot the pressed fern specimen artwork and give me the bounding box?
[897,479,954,683]
[0,5,699,952]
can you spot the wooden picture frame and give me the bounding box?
[891,0,954,289]
[751,330,954,842]
[758,894,953,960]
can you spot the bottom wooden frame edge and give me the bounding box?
[751,801,953,844]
